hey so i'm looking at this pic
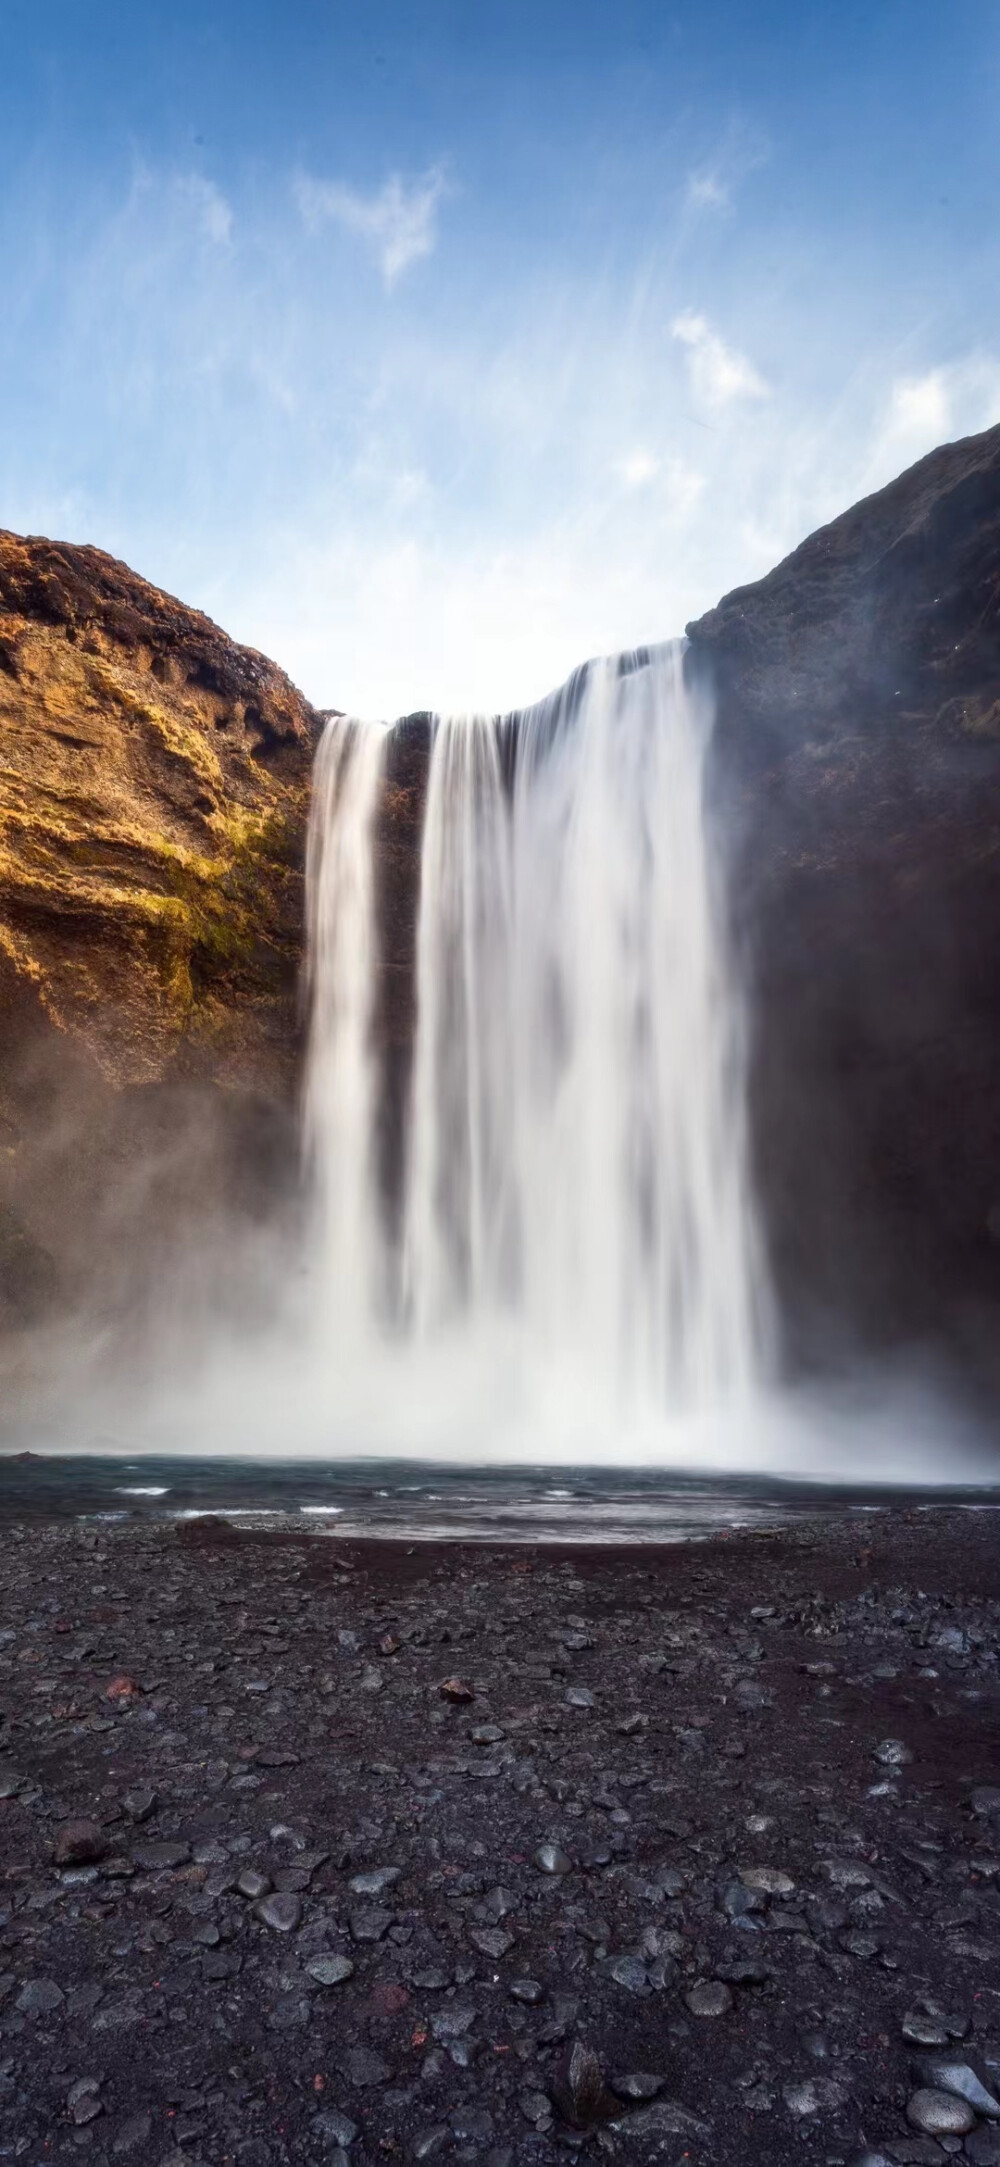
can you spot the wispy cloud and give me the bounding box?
[176,175,233,245]
[295,165,447,287]
[860,355,1000,491]
[685,171,730,212]
[671,309,770,410]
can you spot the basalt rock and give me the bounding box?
[687,420,1000,1392]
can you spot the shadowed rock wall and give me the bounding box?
[687,420,1000,1396]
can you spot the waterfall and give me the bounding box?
[304,641,771,1449]
[303,716,387,1339]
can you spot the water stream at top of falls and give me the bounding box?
[303,640,773,1449]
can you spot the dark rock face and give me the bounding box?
[373,715,432,1220]
[687,422,1000,1393]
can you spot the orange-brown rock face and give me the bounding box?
[0,532,323,1341]
[0,531,322,1093]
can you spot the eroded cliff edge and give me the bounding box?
[0,533,322,1334]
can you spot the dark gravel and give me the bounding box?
[2,1505,1000,2165]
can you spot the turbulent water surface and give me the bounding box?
[2,1456,997,1536]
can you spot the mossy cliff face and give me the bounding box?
[0,532,322,1335]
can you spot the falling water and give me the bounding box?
[304,641,772,1448]
[303,716,387,1338]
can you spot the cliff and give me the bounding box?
[3,419,1000,1400]
[687,420,1000,1392]
[0,533,322,1333]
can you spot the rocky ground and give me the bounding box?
[2,1507,1000,2167]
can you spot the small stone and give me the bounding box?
[430,2002,476,2040]
[823,1860,871,1888]
[565,1687,595,1709]
[0,1768,25,1801]
[553,2041,615,2126]
[612,2073,665,2101]
[610,1955,649,1994]
[131,1841,191,1871]
[906,2089,976,2135]
[534,1843,572,1875]
[255,1891,302,1933]
[970,1787,1000,1819]
[783,2081,819,2118]
[902,2011,951,2047]
[104,1672,140,1700]
[739,1865,795,1896]
[67,2077,103,2125]
[412,2131,449,2161]
[470,1927,515,1959]
[913,2054,1000,2116]
[17,1977,65,2016]
[54,1819,108,1867]
[350,1906,394,1941]
[237,1868,272,1900]
[685,1979,733,2017]
[478,1884,516,1919]
[307,1954,355,1987]
[716,1955,773,1986]
[438,1677,475,1703]
[312,2108,358,2146]
[509,1978,544,2004]
[723,1879,762,1919]
[122,1789,157,1824]
[873,1738,913,1767]
[611,2100,710,2140]
[349,1866,401,1896]
[470,1724,505,1744]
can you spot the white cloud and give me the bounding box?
[886,357,1000,453]
[685,171,729,211]
[176,176,233,245]
[861,354,1000,493]
[295,165,447,287]
[671,310,770,410]
[617,449,660,488]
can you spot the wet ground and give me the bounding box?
[2,1494,1000,2166]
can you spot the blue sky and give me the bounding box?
[2,0,999,714]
